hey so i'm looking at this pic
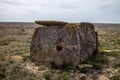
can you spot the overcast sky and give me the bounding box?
[0,0,120,23]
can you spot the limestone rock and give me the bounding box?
[35,20,68,26]
[30,21,98,68]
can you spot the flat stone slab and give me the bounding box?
[35,20,68,26]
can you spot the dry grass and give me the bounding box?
[0,23,120,80]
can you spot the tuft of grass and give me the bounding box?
[0,36,18,46]
[17,31,27,35]
[0,40,10,46]
[7,37,17,42]
[92,63,101,70]
[7,64,41,80]
[43,71,53,80]
[57,72,69,80]
[85,52,109,70]
[113,63,120,68]
[110,75,120,80]
[50,61,59,69]
[0,65,6,79]
[21,29,25,32]
[22,54,29,61]
[61,63,76,71]
[105,52,120,58]
[79,67,89,73]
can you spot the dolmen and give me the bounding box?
[30,20,98,68]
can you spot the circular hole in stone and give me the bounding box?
[56,45,62,51]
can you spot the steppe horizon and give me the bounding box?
[0,21,120,24]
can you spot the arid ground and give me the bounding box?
[0,22,120,80]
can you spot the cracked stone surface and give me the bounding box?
[30,21,98,67]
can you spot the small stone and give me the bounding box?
[78,64,93,69]
[10,55,22,62]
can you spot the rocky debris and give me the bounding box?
[24,62,49,78]
[30,20,98,68]
[78,64,93,69]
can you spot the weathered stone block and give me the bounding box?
[30,21,98,68]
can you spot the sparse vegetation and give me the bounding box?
[0,23,120,80]
[110,74,120,80]
[0,40,10,46]
[22,54,30,61]
[0,65,6,79]
[43,71,53,80]
[57,72,69,80]
[79,67,89,73]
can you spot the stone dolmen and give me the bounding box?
[30,20,98,68]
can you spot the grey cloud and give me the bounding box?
[0,0,28,6]
[100,2,120,11]
[58,2,79,9]
[0,0,120,23]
